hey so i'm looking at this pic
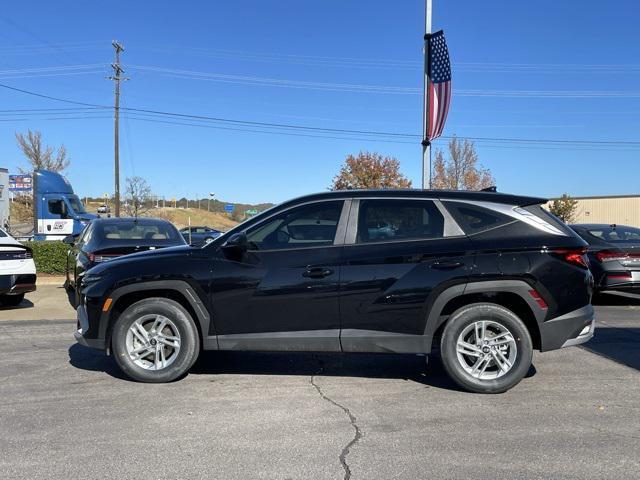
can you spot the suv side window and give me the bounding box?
[444,202,512,234]
[246,201,343,250]
[356,199,444,243]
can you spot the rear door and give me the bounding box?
[339,198,472,353]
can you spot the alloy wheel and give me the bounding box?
[125,314,181,370]
[455,320,517,380]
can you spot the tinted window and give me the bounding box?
[445,202,511,234]
[48,199,65,216]
[585,226,640,244]
[356,199,444,243]
[246,201,343,250]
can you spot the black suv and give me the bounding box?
[74,190,595,393]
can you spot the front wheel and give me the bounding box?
[439,303,533,394]
[111,298,200,382]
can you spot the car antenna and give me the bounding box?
[481,186,497,193]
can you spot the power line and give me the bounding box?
[2,81,640,149]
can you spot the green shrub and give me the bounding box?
[23,241,68,274]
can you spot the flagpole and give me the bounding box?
[421,0,433,189]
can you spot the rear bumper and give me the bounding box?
[0,274,37,295]
[539,304,595,351]
[597,271,640,294]
[74,304,107,350]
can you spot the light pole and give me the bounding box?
[208,192,215,212]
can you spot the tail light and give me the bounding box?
[551,247,589,268]
[596,250,640,263]
[13,249,33,259]
[88,253,121,263]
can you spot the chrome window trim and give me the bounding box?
[241,198,350,252]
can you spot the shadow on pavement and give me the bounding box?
[581,328,640,372]
[592,292,640,306]
[67,343,130,381]
[0,298,34,310]
[192,350,540,391]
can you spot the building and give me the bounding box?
[547,195,640,227]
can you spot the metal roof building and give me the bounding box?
[548,195,640,227]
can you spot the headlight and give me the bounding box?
[81,274,102,286]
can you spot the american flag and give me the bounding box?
[426,30,451,141]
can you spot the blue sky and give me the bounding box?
[1,0,639,204]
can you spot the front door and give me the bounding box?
[210,200,348,351]
[339,198,472,353]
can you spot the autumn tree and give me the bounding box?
[125,176,152,217]
[331,151,412,190]
[15,130,69,172]
[432,137,494,190]
[548,194,579,223]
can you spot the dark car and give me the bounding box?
[74,190,594,393]
[570,223,640,295]
[179,226,222,245]
[64,217,186,298]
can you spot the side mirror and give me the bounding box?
[223,232,248,250]
[62,235,76,245]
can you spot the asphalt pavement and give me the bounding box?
[0,286,639,479]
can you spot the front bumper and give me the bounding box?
[539,304,595,351]
[74,304,107,350]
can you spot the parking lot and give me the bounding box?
[0,285,639,480]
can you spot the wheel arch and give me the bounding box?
[425,280,545,351]
[100,280,214,352]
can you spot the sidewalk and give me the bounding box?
[36,275,67,286]
[0,284,75,321]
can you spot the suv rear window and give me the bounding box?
[444,202,512,234]
[94,221,181,244]
[583,226,640,243]
[356,199,444,243]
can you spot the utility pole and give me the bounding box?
[108,41,128,217]
[421,0,433,189]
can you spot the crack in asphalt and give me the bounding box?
[311,372,362,480]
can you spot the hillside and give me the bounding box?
[9,201,243,234]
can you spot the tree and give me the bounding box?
[15,130,69,172]
[432,136,494,190]
[124,176,152,217]
[331,151,412,190]
[548,194,579,223]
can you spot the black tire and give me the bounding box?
[0,294,24,306]
[439,303,533,394]
[111,297,200,383]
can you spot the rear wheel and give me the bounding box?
[439,303,533,394]
[111,298,200,382]
[0,294,24,306]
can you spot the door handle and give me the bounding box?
[431,260,464,270]
[303,267,334,278]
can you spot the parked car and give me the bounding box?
[97,204,110,214]
[0,227,36,306]
[570,223,640,295]
[179,226,222,245]
[74,189,595,393]
[64,217,186,301]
